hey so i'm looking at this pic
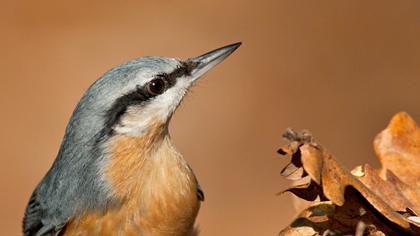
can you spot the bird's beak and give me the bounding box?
[187,42,242,81]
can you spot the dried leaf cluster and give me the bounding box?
[278,112,420,235]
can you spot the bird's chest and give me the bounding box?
[64,191,200,236]
[64,134,201,236]
[123,157,201,236]
[64,182,200,236]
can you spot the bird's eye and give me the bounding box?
[146,78,167,95]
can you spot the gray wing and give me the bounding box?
[23,189,66,236]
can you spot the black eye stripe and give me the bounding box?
[102,61,198,135]
[156,60,198,85]
[103,86,153,135]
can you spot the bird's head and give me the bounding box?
[25,43,241,234]
[67,43,241,145]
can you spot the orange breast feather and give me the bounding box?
[63,124,200,236]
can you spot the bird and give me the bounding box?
[23,42,241,236]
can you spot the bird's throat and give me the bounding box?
[98,122,200,235]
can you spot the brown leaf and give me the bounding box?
[279,180,321,202]
[374,112,420,184]
[278,112,420,235]
[300,144,411,230]
[279,193,396,236]
[352,164,417,213]
[374,112,420,210]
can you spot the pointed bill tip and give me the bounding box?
[188,42,242,80]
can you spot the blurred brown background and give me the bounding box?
[1,0,419,235]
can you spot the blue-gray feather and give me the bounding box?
[23,57,182,236]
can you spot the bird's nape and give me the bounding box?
[23,43,241,236]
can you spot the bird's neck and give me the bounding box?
[104,122,196,199]
[101,123,200,235]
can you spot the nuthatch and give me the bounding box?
[23,43,241,236]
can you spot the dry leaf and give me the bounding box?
[374,112,420,212]
[278,112,420,235]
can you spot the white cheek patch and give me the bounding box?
[114,107,157,136]
[114,77,192,136]
[154,77,191,116]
